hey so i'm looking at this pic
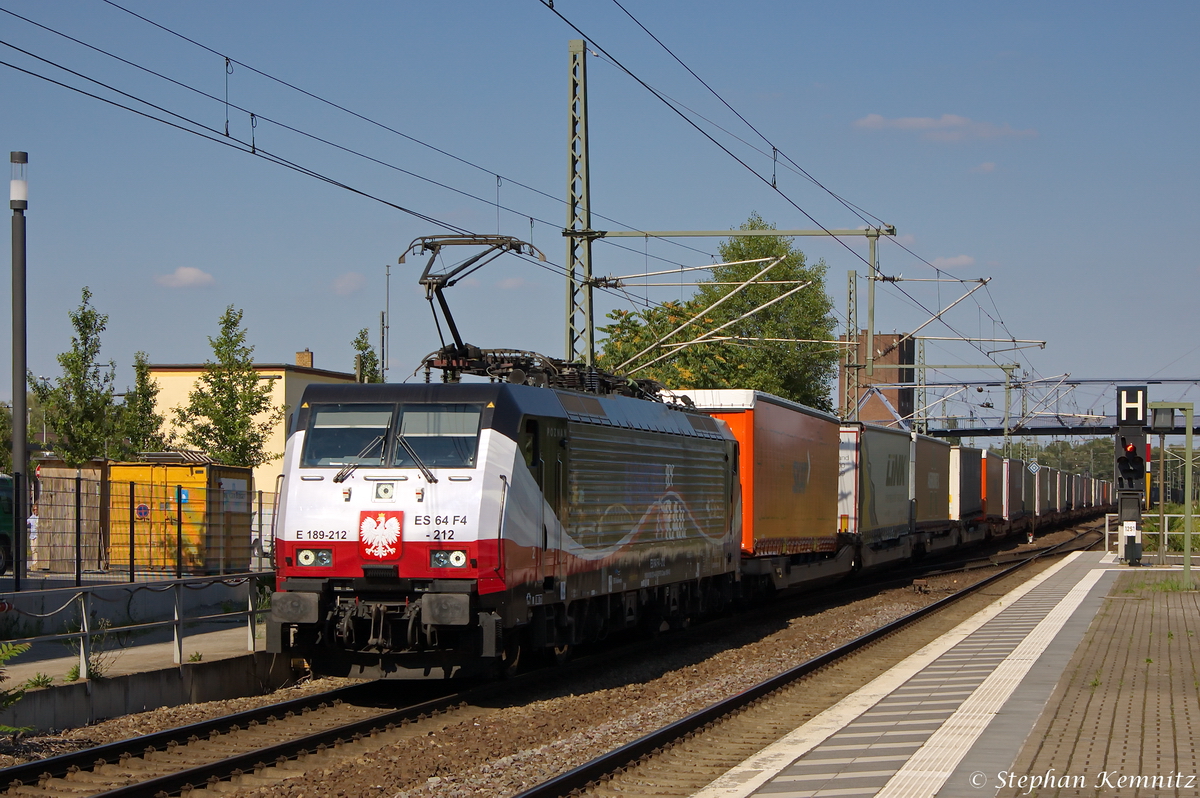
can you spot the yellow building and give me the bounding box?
[150,351,357,490]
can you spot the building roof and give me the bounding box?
[148,363,356,381]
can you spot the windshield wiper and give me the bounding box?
[397,434,439,483]
[332,435,385,483]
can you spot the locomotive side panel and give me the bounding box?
[560,421,735,599]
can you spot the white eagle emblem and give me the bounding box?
[360,513,401,559]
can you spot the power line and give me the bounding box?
[594,0,1045,376]
[87,0,717,265]
[0,47,695,328]
[538,2,1017,371]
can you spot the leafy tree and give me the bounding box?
[352,328,382,383]
[598,213,839,410]
[29,287,123,467]
[0,402,10,474]
[173,306,284,467]
[0,394,45,473]
[120,351,169,454]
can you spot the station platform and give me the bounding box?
[695,551,1200,797]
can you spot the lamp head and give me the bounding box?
[10,151,27,210]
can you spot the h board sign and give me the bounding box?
[1116,385,1147,426]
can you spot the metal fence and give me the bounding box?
[0,572,271,681]
[1105,512,1197,558]
[15,477,277,588]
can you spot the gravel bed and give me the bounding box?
[0,524,1095,794]
[236,568,999,798]
[0,676,363,769]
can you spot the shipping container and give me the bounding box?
[1035,467,1051,516]
[915,436,951,529]
[949,446,983,522]
[679,390,840,558]
[981,450,1004,521]
[1004,459,1028,521]
[677,389,849,590]
[839,423,915,569]
[108,461,255,574]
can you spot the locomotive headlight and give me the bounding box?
[296,548,333,567]
[431,549,469,568]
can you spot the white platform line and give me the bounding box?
[873,567,1104,798]
[688,552,1085,798]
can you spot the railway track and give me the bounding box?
[1,525,1101,798]
[511,526,1103,798]
[1,682,468,798]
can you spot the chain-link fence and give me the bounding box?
[15,476,277,586]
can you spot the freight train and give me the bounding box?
[267,378,1112,680]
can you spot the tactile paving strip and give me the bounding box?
[752,558,1103,797]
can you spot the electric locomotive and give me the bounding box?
[267,379,740,679]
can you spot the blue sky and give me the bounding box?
[1,1,1197,425]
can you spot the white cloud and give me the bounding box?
[332,272,366,296]
[854,113,1036,143]
[897,233,916,246]
[931,255,976,269]
[155,266,214,288]
[496,277,525,290]
[971,162,997,173]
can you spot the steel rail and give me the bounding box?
[88,691,470,798]
[0,680,396,789]
[511,532,1091,798]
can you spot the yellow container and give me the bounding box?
[108,461,255,574]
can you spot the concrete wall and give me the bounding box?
[1,652,296,733]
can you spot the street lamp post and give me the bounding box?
[10,151,27,591]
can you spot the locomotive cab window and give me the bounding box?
[391,404,483,469]
[301,404,393,467]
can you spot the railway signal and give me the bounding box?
[1115,434,1145,490]
[1115,385,1148,566]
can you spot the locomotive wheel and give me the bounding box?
[552,641,573,665]
[498,633,523,679]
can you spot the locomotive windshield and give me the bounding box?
[302,404,393,466]
[391,404,482,469]
[300,402,482,469]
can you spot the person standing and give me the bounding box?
[27,504,39,570]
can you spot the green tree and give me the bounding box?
[173,306,284,467]
[29,287,123,467]
[352,328,382,383]
[120,351,169,454]
[0,402,10,474]
[598,213,839,410]
[0,394,45,472]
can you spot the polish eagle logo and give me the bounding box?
[359,511,403,560]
